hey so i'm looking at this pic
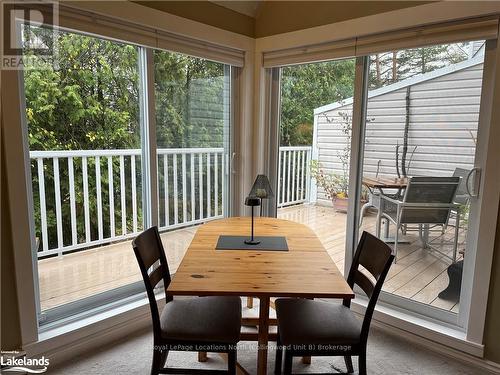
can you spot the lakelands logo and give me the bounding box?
[1,351,49,373]
[1,1,59,70]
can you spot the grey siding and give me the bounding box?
[314,62,484,206]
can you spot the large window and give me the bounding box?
[23,26,145,322]
[356,41,485,317]
[21,25,234,326]
[272,39,491,328]
[153,50,231,273]
[276,58,356,274]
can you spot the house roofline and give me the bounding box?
[314,53,485,115]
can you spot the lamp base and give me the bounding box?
[244,239,261,245]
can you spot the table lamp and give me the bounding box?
[249,175,274,216]
[244,196,261,245]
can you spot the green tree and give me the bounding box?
[369,43,469,89]
[23,26,228,250]
[154,50,227,149]
[280,59,356,146]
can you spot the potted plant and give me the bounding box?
[310,110,368,212]
[310,160,350,212]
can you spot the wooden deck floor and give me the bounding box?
[38,204,462,312]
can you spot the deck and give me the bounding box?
[38,204,461,313]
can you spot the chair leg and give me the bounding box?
[275,330,283,374]
[283,350,293,375]
[227,349,237,375]
[344,355,354,374]
[198,352,208,362]
[376,213,381,238]
[151,347,167,375]
[394,224,399,263]
[358,350,367,375]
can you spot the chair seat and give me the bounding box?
[275,298,361,346]
[160,296,241,344]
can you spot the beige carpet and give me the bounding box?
[48,325,484,375]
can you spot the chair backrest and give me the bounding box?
[345,231,394,343]
[400,176,460,224]
[452,168,470,205]
[132,226,172,339]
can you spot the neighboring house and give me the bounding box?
[312,50,484,206]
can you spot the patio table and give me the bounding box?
[167,216,354,375]
[360,176,408,223]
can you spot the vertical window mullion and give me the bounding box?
[139,47,158,229]
[345,56,370,275]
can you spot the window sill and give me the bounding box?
[351,297,484,358]
[24,294,152,364]
[24,293,487,370]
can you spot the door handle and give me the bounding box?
[465,167,481,198]
[230,152,236,174]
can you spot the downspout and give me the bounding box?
[401,86,411,177]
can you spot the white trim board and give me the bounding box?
[350,299,500,374]
[370,317,500,375]
[24,297,152,365]
[64,1,254,52]
[255,2,500,53]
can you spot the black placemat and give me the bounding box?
[216,235,288,251]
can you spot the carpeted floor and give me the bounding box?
[48,325,484,375]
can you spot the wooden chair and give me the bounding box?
[274,231,394,375]
[132,226,242,375]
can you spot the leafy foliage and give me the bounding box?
[23,27,227,251]
[310,160,349,199]
[280,59,356,146]
[368,44,469,89]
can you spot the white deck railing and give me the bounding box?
[277,146,312,208]
[30,146,311,257]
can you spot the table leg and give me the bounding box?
[302,356,311,364]
[257,296,270,375]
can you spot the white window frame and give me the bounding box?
[344,38,500,351]
[6,16,248,348]
[265,37,500,356]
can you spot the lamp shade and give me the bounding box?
[249,175,274,199]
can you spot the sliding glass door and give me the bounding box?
[21,24,234,327]
[275,58,356,274]
[22,25,146,323]
[352,41,486,319]
[154,50,232,273]
[269,38,495,328]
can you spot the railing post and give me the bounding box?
[277,148,281,207]
[37,158,48,254]
[306,147,311,203]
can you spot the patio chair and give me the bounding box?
[132,226,241,375]
[274,231,394,375]
[452,167,470,206]
[376,176,461,263]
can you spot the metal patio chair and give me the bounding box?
[376,176,461,262]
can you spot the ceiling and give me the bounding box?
[134,1,434,38]
[211,1,264,18]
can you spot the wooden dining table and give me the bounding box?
[167,216,354,375]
